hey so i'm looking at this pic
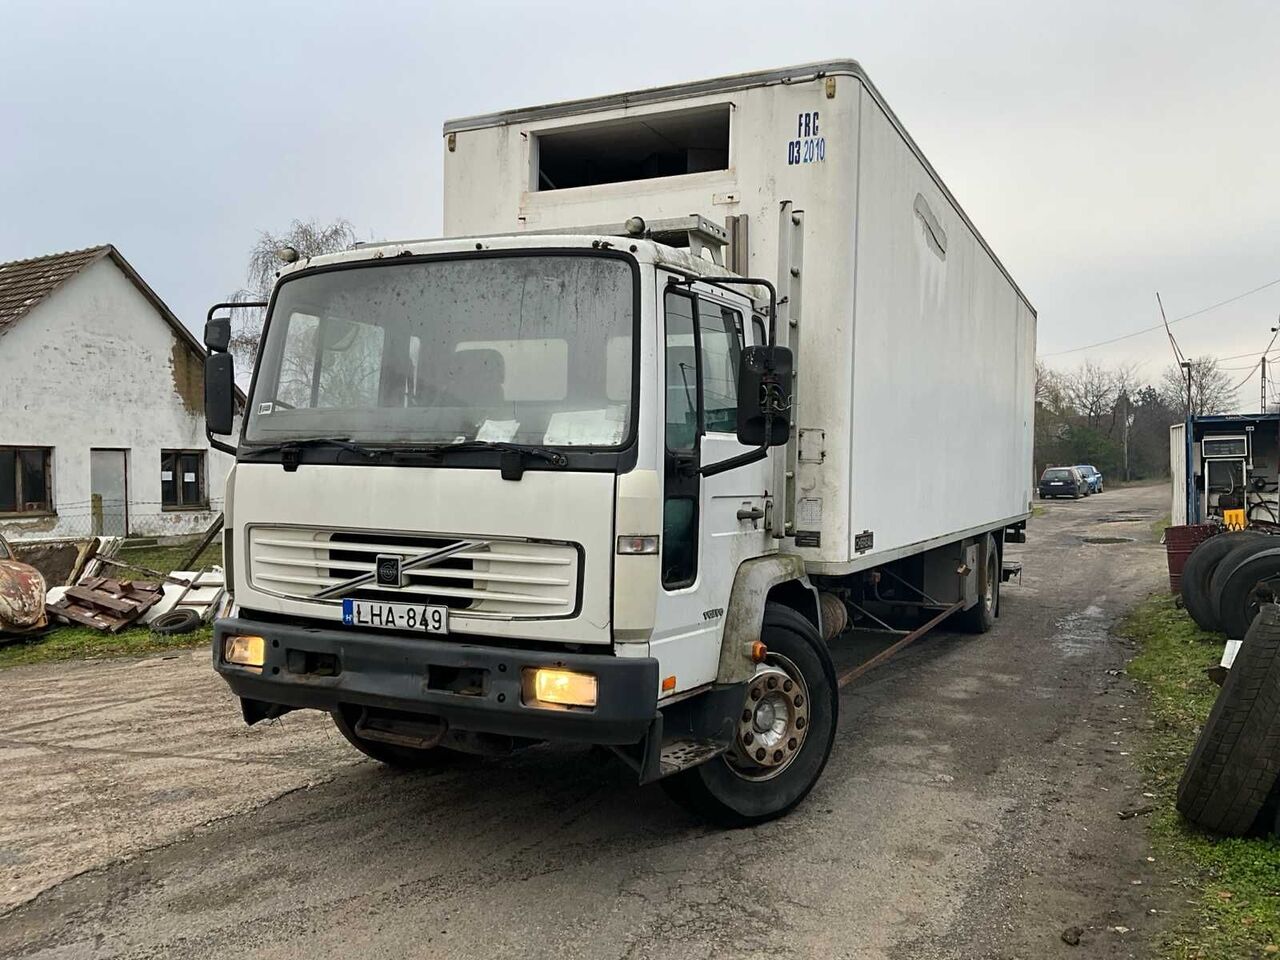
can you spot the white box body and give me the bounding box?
[443,61,1036,572]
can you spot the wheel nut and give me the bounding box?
[788,738,798,750]
[743,732,754,745]
[794,694,804,707]
[773,750,784,762]
[742,710,752,722]
[783,679,793,693]
[755,748,766,761]
[750,688,762,701]
[796,716,806,729]
[767,676,778,690]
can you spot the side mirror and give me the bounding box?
[205,353,236,435]
[204,317,231,352]
[736,345,793,447]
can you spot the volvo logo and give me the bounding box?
[375,554,404,588]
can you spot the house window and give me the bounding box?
[0,447,53,514]
[161,450,207,510]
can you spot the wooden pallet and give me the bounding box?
[47,577,164,633]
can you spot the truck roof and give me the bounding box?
[278,233,769,301]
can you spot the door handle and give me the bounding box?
[737,505,766,522]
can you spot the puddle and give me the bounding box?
[1053,604,1112,657]
[1098,515,1153,523]
[1081,536,1135,544]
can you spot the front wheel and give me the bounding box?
[660,604,838,827]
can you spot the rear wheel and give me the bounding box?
[331,706,459,769]
[956,537,999,633]
[660,604,837,826]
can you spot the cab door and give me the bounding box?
[650,275,775,696]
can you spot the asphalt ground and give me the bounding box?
[0,483,1171,959]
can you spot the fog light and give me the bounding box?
[224,634,265,669]
[523,667,598,708]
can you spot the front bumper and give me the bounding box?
[212,617,659,745]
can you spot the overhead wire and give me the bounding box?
[1041,274,1280,358]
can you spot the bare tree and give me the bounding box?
[228,218,359,371]
[1159,356,1236,417]
[1060,360,1127,431]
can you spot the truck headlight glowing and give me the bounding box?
[523,668,598,708]
[224,634,265,669]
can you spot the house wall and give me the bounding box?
[0,257,233,540]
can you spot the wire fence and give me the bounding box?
[1,500,224,543]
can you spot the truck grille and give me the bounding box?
[246,525,579,618]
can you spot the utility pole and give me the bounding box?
[1181,360,1193,417]
[1263,356,1268,415]
[1121,392,1131,481]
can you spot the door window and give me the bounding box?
[699,302,742,434]
[661,289,747,590]
[663,290,699,588]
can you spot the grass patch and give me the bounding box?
[1121,595,1280,958]
[1031,504,1047,519]
[116,538,222,578]
[0,623,210,669]
[0,535,219,670]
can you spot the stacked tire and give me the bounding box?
[1181,531,1279,639]
[1177,603,1280,835]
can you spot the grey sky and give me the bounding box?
[3,1,1277,407]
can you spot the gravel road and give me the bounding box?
[0,483,1173,959]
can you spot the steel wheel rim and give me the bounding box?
[725,652,811,781]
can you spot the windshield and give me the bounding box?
[245,254,634,448]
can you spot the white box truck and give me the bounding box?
[205,60,1036,825]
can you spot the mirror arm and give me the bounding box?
[208,430,237,456]
[699,444,768,478]
[700,415,777,478]
[207,300,268,325]
[666,276,779,347]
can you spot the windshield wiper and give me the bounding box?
[240,437,381,472]
[393,440,568,468]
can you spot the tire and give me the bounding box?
[1183,532,1268,632]
[1209,538,1279,633]
[149,608,202,635]
[956,536,999,633]
[1176,603,1280,835]
[1214,546,1280,641]
[660,604,838,827]
[331,706,458,770]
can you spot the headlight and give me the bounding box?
[224,634,265,669]
[522,667,598,709]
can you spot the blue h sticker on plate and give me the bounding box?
[341,599,354,624]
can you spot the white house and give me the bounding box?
[0,245,235,541]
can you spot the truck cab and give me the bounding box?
[208,231,826,824]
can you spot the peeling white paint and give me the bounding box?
[0,257,233,540]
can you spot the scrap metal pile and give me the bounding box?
[0,526,227,638]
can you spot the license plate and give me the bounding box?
[1051,481,1064,485]
[342,599,449,634]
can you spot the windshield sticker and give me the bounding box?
[257,402,274,415]
[543,409,625,447]
[476,420,520,442]
[787,111,826,166]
